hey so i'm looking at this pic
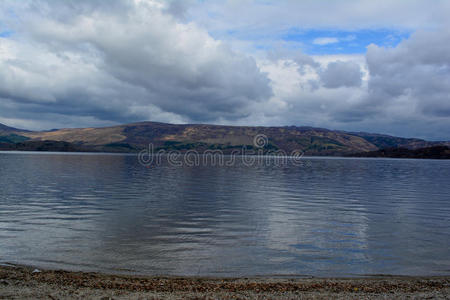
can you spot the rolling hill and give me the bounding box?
[0,121,449,156]
[0,123,24,134]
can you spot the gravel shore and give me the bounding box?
[0,265,449,299]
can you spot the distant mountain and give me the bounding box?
[0,123,24,134]
[0,121,448,156]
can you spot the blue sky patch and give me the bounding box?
[0,30,13,38]
[282,28,410,55]
[210,27,410,55]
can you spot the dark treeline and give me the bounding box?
[349,146,450,159]
[0,141,92,152]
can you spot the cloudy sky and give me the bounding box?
[0,0,449,140]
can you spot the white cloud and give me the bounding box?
[0,0,449,140]
[188,0,450,35]
[0,0,271,128]
[313,37,339,45]
[252,29,450,139]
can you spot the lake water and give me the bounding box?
[0,152,449,277]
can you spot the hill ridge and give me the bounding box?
[0,121,448,155]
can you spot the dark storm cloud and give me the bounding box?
[320,61,362,88]
[0,0,449,140]
[366,30,450,118]
[253,27,450,139]
[163,0,195,21]
[324,29,450,138]
[0,0,272,127]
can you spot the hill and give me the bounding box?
[0,123,25,134]
[0,121,448,156]
[349,132,444,149]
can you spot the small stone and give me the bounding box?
[0,279,9,285]
[32,269,41,273]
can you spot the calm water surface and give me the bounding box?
[0,152,449,276]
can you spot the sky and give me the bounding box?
[0,0,449,140]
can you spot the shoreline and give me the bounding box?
[1,150,449,161]
[1,265,449,299]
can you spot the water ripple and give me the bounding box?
[0,153,449,276]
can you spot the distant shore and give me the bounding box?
[1,265,449,299]
[2,120,450,158]
[1,147,450,159]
